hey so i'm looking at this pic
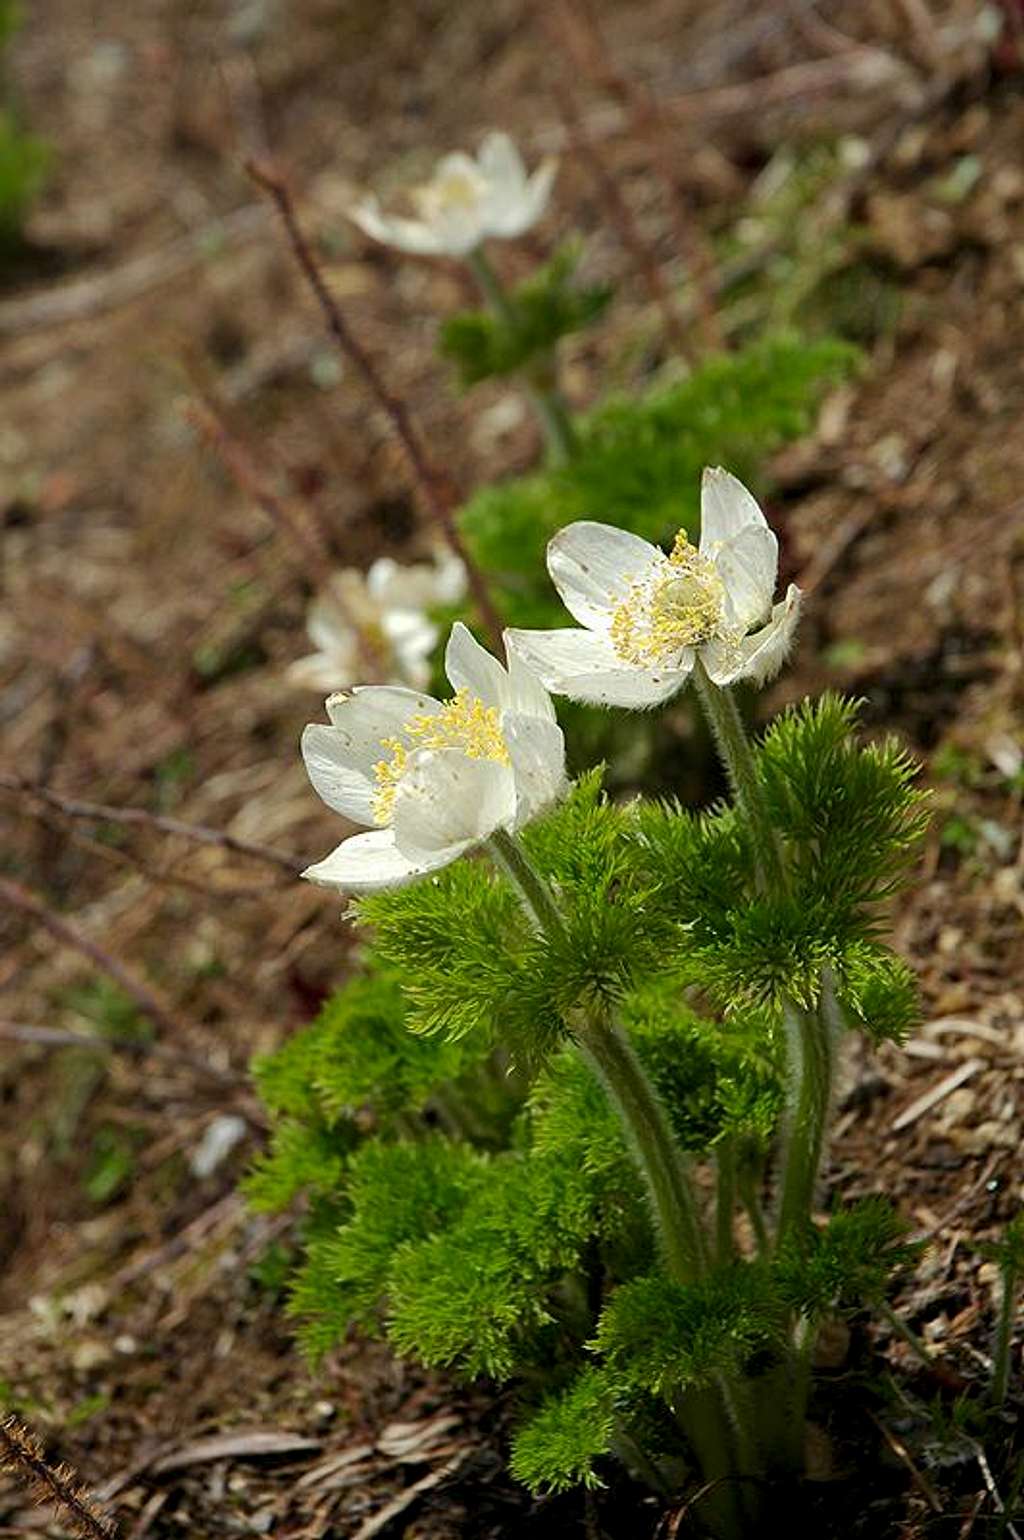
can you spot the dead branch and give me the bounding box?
[1,874,201,1049]
[554,0,723,352]
[549,69,693,360]
[245,157,504,651]
[0,1019,245,1089]
[0,1414,118,1540]
[0,772,307,875]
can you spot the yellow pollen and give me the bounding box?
[609,532,724,668]
[416,171,483,220]
[371,689,509,826]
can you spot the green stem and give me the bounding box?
[775,974,837,1254]
[488,826,566,938]
[466,247,577,465]
[715,1140,737,1266]
[579,1009,710,1284]
[738,1164,770,1259]
[992,1263,1017,1406]
[878,1299,935,1375]
[487,829,708,1285]
[691,657,786,896]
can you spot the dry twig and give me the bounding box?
[245,157,504,650]
[1,772,307,875]
[0,875,213,1061]
[554,0,723,351]
[0,1415,118,1540]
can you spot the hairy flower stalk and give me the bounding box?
[465,248,578,466]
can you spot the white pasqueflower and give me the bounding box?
[507,468,802,709]
[287,549,466,694]
[301,622,566,893]
[350,132,557,259]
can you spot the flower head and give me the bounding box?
[507,468,801,708]
[301,623,566,892]
[350,132,557,259]
[287,549,466,694]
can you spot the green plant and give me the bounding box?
[0,3,49,253]
[252,681,925,1531]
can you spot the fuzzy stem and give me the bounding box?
[487,827,566,938]
[579,1010,710,1284]
[691,657,786,896]
[466,247,578,465]
[715,1140,737,1266]
[775,991,834,1254]
[738,1163,770,1259]
[992,1262,1018,1407]
[878,1300,936,1374]
[487,829,708,1285]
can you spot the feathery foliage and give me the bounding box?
[440,243,612,387]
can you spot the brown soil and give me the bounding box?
[2,1,1023,1536]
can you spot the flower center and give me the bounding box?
[372,689,509,826]
[609,532,724,668]
[415,170,485,221]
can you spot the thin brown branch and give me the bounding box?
[0,1414,118,1540]
[244,156,504,652]
[185,399,329,591]
[0,772,307,875]
[551,74,693,360]
[1,874,200,1051]
[0,1019,245,1089]
[554,0,723,352]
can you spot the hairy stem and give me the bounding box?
[715,1139,737,1266]
[992,1262,1018,1406]
[775,972,838,1254]
[579,1010,709,1284]
[691,657,786,895]
[466,247,577,465]
[487,829,708,1284]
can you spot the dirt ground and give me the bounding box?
[2,1,1024,1535]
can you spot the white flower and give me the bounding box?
[350,132,557,259]
[287,549,466,694]
[507,468,802,709]
[301,622,566,893]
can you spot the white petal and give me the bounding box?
[503,714,566,827]
[504,640,557,723]
[391,749,516,857]
[303,828,447,893]
[349,197,444,257]
[699,467,768,549]
[477,132,528,198]
[444,621,508,708]
[712,521,778,631]
[547,522,661,630]
[287,650,359,693]
[701,585,802,688]
[432,550,467,604]
[323,686,441,774]
[301,724,377,824]
[509,157,558,235]
[507,627,687,708]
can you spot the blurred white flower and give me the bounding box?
[288,549,466,694]
[350,132,557,258]
[301,623,566,893]
[508,468,801,709]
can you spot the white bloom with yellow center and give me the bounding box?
[507,468,802,709]
[287,549,466,694]
[301,623,566,892]
[350,132,557,259]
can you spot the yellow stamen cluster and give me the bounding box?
[415,170,484,220]
[609,532,725,668]
[372,689,509,826]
